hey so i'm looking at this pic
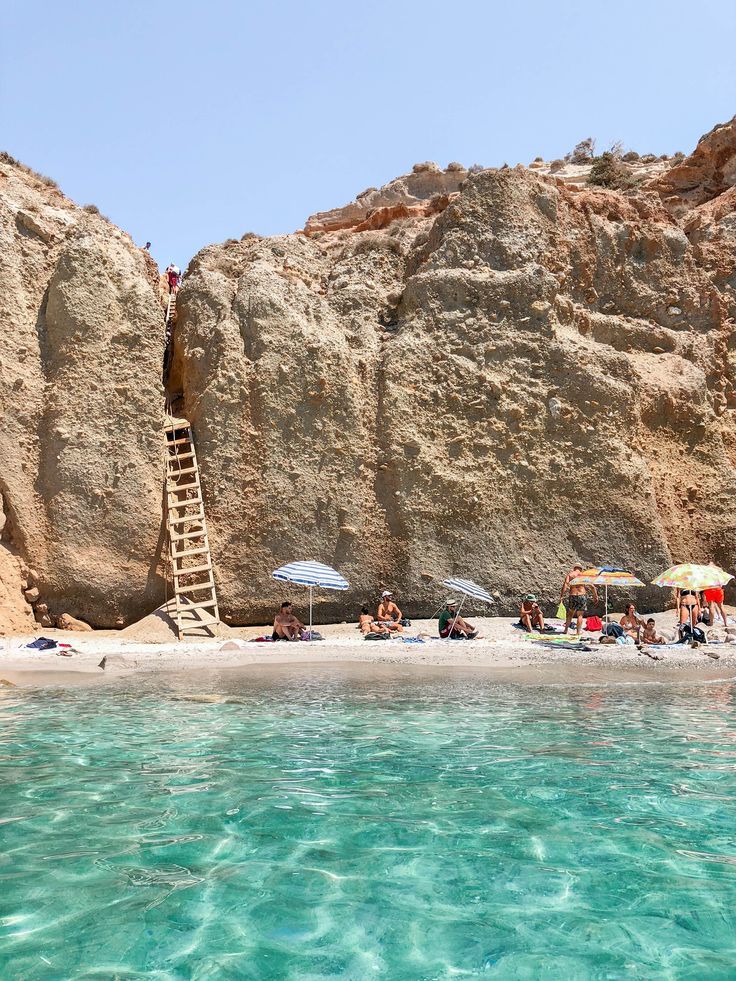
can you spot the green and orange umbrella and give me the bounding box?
[570,566,645,627]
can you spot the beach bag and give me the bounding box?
[679,623,706,644]
[300,630,324,641]
[586,616,603,631]
[399,618,412,627]
[616,635,635,645]
[365,631,390,641]
[555,602,566,620]
[604,623,624,639]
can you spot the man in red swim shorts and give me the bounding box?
[703,586,727,629]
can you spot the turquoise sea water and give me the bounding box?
[1,670,736,979]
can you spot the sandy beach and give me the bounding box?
[2,610,736,688]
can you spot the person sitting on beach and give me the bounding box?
[272,601,304,641]
[619,603,645,641]
[359,606,390,636]
[377,591,404,632]
[560,564,599,636]
[641,618,665,645]
[439,599,478,639]
[519,594,544,632]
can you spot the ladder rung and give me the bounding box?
[169,495,203,508]
[176,579,215,595]
[173,562,212,577]
[170,527,206,542]
[173,545,210,559]
[178,599,218,612]
[168,448,195,459]
[167,480,200,494]
[166,439,191,450]
[166,465,198,477]
[169,511,204,526]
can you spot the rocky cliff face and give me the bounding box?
[2,117,736,630]
[0,156,165,629]
[169,120,736,623]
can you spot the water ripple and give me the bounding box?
[0,677,735,976]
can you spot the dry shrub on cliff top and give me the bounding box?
[566,137,596,163]
[0,151,59,189]
[588,151,639,191]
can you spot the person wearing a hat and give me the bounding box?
[519,594,544,633]
[376,590,404,632]
[438,598,478,639]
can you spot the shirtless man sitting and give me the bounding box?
[377,591,404,633]
[359,606,390,636]
[560,564,599,636]
[272,601,304,641]
[519,594,544,632]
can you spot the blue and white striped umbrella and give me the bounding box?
[272,561,349,591]
[442,577,493,603]
[272,561,349,640]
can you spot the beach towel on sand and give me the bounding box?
[25,637,58,651]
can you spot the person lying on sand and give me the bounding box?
[641,618,665,645]
[272,601,304,641]
[619,604,645,641]
[519,594,544,632]
[359,607,390,636]
[439,599,478,639]
[560,564,599,636]
[377,591,404,632]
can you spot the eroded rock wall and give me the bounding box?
[3,115,736,630]
[0,158,165,627]
[170,120,736,622]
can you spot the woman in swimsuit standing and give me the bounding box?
[675,588,700,626]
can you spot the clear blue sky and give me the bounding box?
[4,0,735,269]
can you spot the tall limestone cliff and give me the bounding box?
[2,117,736,629]
[0,156,165,629]
[169,122,736,623]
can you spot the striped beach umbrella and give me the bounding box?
[441,577,493,637]
[272,561,349,639]
[570,566,645,628]
[442,577,494,604]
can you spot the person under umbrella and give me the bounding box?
[568,566,644,633]
[652,563,733,642]
[271,560,349,640]
[439,598,478,639]
[437,577,492,639]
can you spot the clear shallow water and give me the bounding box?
[1,672,736,979]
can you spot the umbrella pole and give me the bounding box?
[309,586,313,641]
[605,585,608,629]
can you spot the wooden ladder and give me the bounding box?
[164,415,220,638]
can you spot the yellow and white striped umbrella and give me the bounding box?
[652,564,733,590]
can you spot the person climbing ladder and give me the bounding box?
[166,262,181,294]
